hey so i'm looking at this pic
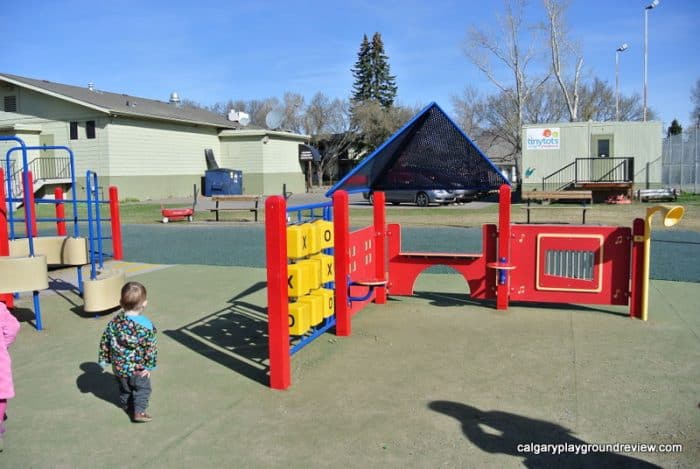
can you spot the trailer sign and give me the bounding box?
[527,128,560,150]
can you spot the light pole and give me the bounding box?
[643,0,660,122]
[616,43,628,121]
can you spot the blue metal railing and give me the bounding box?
[286,199,336,356]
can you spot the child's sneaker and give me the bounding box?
[132,412,152,423]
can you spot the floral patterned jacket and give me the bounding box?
[98,312,157,378]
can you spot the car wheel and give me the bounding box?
[162,217,169,223]
[368,193,375,205]
[187,215,193,222]
[416,192,430,207]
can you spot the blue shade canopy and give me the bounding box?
[326,102,509,196]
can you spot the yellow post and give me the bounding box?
[641,205,684,321]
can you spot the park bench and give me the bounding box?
[522,190,593,224]
[209,195,262,221]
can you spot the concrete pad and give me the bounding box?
[2,267,698,468]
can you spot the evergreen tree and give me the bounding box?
[370,33,398,108]
[667,119,683,137]
[350,32,398,108]
[351,35,373,102]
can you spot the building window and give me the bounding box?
[3,95,17,112]
[70,121,79,140]
[86,120,96,139]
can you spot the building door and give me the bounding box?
[591,135,614,181]
[38,134,56,181]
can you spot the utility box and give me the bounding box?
[203,169,242,196]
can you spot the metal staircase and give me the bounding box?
[7,156,72,209]
[541,157,634,195]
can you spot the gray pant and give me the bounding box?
[117,374,152,414]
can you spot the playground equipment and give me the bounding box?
[0,136,125,330]
[264,184,684,390]
[265,191,387,390]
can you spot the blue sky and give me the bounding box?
[4,0,699,128]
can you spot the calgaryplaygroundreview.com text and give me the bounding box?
[516,442,683,456]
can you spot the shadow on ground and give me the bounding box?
[164,281,271,386]
[76,362,121,409]
[429,401,660,468]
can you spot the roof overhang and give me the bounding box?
[0,123,43,134]
[0,74,110,114]
[219,129,309,141]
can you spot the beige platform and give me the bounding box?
[9,236,89,265]
[0,254,49,292]
[83,268,126,312]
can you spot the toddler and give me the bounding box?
[98,282,158,423]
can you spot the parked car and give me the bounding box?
[363,188,456,206]
[451,188,480,203]
[362,171,456,206]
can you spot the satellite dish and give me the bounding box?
[227,110,251,127]
[265,109,283,130]
[238,112,250,126]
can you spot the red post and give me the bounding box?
[629,218,645,319]
[496,184,511,310]
[333,190,350,336]
[0,168,14,307]
[54,187,66,236]
[265,196,290,390]
[25,171,38,238]
[373,191,387,304]
[109,186,123,260]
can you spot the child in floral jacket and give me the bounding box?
[98,282,157,423]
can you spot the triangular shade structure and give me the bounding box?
[326,102,509,196]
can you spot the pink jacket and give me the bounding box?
[0,302,20,399]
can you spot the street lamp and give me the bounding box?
[643,0,660,122]
[616,43,629,121]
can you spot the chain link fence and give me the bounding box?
[663,127,700,194]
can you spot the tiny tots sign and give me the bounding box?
[526,128,560,150]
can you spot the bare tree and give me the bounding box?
[451,86,485,139]
[578,78,647,122]
[524,80,568,124]
[691,78,700,126]
[544,0,583,122]
[463,0,550,180]
[305,94,353,186]
[350,100,420,156]
[282,92,306,133]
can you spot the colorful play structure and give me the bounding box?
[0,136,125,330]
[264,102,684,390]
[265,185,684,390]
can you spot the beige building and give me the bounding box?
[521,121,663,193]
[0,73,307,200]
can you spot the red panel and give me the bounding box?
[510,225,631,305]
[265,196,291,389]
[347,226,377,316]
